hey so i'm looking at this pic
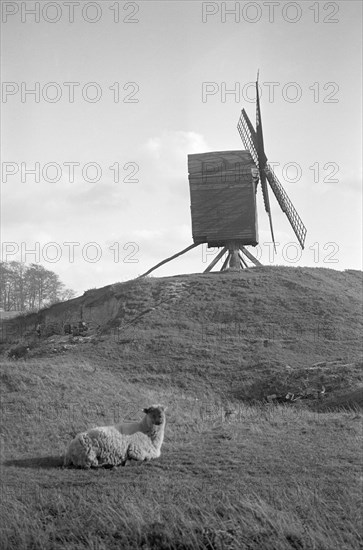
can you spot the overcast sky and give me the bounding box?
[1,0,362,294]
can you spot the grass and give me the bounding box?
[1,267,362,549]
[1,354,362,549]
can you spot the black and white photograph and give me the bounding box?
[1,1,362,548]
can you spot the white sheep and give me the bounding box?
[63,404,167,469]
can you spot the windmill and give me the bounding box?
[140,73,306,277]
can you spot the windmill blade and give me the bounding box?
[265,164,307,249]
[254,80,276,251]
[238,108,276,250]
[237,108,270,209]
[255,79,268,168]
[237,109,259,168]
[260,170,277,251]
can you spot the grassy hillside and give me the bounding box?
[1,267,362,549]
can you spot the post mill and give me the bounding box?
[140,73,307,277]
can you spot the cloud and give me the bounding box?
[145,130,209,176]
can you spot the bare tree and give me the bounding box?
[0,261,76,312]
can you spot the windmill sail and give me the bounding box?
[255,82,267,168]
[237,74,306,250]
[237,109,259,168]
[255,79,276,250]
[238,106,277,248]
[265,165,307,249]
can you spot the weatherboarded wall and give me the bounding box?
[188,150,258,247]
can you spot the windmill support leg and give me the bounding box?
[240,246,263,267]
[204,246,228,273]
[238,250,248,268]
[138,243,200,278]
[220,251,231,271]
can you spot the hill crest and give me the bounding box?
[2,266,362,410]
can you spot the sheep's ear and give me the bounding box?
[163,406,168,412]
[142,408,149,414]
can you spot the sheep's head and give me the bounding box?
[143,404,167,426]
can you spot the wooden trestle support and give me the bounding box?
[139,242,262,278]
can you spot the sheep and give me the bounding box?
[63,404,167,469]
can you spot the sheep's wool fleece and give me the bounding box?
[65,426,129,468]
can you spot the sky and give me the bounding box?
[1,0,362,295]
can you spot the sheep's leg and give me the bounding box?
[143,447,160,460]
[127,446,159,463]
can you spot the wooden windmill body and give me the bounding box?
[187,149,260,271]
[140,75,307,277]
